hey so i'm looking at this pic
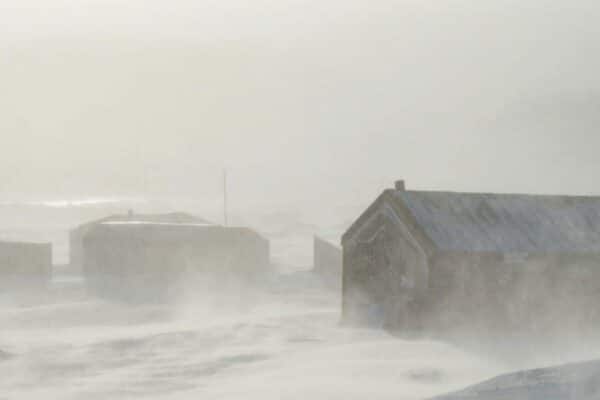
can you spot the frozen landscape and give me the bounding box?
[0,200,507,400]
[3,200,600,399]
[2,1,600,398]
[0,275,502,400]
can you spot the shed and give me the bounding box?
[342,180,600,336]
[69,212,210,274]
[0,241,52,290]
[82,221,270,302]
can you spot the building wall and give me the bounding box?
[415,251,600,337]
[83,225,270,302]
[424,252,511,334]
[0,242,52,290]
[69,226,89,275]
[343,208,600,337]
[313,236,342,288]
[342,205,429,331]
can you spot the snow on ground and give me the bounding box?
[432,359,600,400]
[0,271,503,400]
[0,200,550,399]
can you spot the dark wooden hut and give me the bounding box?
[342,180,600,336]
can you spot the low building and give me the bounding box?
[313,236,342,288]
[82,220,270,302]
[69,212,210,274]
[342,180,600,336]
[0,241,52,290]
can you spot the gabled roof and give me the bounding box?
[398,190,600,253]
[345,188,600,254]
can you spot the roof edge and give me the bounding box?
[403,189,600,199]
[342,190,391,244]
[341,190,437,254]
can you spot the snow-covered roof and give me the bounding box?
[395,190,600,253]
[101,221,213,227]
[74,212,212,231]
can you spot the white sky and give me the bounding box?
[1,0,599,214]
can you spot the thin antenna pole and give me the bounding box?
[223,169,228,226]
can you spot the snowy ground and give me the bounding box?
[432,359,600,400]
[1,200,587,400]
[0,271,503,400]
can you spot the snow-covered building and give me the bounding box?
[82,217,270,302]
[0,241,52,290]
[342,180,600,336]
[69,212,210,274]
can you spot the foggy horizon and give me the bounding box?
[2,0,600,212]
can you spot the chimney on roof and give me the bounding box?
[395,180,406,191]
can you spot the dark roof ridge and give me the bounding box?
[398,188,600,199]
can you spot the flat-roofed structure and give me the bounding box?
[69,212,210,274]
[0,241,52,290]
[82,220,270,302]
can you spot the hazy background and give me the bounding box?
[1,0,600,219]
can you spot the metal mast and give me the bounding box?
[223,169,228,226]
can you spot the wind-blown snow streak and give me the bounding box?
[0,198,148,208]
[0,272,503,400]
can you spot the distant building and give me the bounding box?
[0,241,51,290]
[82,219,270,302]
[342,180,600,336]
[313,236,342,288]
[69,212,210,274]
